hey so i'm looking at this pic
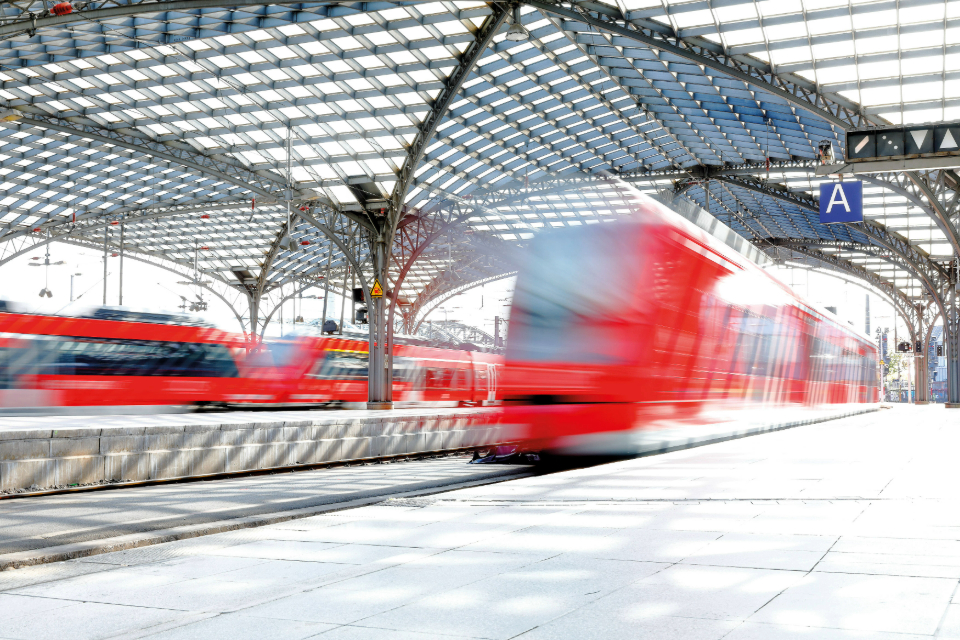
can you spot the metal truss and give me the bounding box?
[0,0,958,402]
[408,267,516,335]
[254,267,351,339]
[0,199,259,262]
[415,320,496,349]
[389,4,508,223]
[768,244,920,332]
[59,233,251,334]
[528,1,864,132]
[0,1,440,63]
[9,113,288,199]
[903,171,960,259]
[767,238,948,320]
[469,160,820,215]
[715,174,951,289]
[290,204,371,298]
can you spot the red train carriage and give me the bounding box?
[0,304,504,412]
[251,329,502,408]
[0,307,256,411]
[499,195,880,454]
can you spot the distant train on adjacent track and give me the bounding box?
[0,305,501,414]
[499,194,881,455]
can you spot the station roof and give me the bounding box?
[0,0,951,330]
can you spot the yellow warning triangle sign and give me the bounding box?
[370,279,384,298]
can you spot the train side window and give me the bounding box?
[46,338,240,378]
[428,368,454,389]
[193,343,239,377]
[392,357,415,384]
[310,351,368,380]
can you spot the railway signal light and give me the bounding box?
[938,345,945,357]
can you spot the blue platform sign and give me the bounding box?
[819,181,863,224]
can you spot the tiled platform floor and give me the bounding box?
[3,404,959,639]
[0,455,527,556]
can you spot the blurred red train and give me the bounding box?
[250,330,502,408]
[499,195,881,455]
[0,304,502,413]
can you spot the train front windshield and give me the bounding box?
[506,223,648,366]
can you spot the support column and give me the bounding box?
[102,225,108,305]
[248,292,260,348]
[923,319,938,403]
[339,265,347,333]
[915,306,928,404]
[321,244,332,328]
[367,233,391,409]
[118,220,124,306]
[948,287,960,407]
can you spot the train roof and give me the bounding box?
[652,192,771,267]
[0,301,216,328]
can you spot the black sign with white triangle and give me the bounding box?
[905,127,934,154]
[934,126,960,152]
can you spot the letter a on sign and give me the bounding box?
[819,181,863,224]
[370,279,384,298]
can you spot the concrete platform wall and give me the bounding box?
[0,410,501,491]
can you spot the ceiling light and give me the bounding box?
[505,6,528,42]
[505,22,528,41]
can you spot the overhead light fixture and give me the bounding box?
[505,5,528,42]
[280,235,298,252]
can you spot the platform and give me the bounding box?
[0,455,530,563]
[0,408,501,492]
[4,404,960,639]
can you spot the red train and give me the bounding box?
[249,329,502,408]
[498,194,881,454]
[0,304,502,413]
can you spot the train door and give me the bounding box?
[484,362,498,406]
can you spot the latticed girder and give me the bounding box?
[416,320,497,348]
[768,244,921,332]
[0,0,955,361]
[58,232,253,332]
[766,238,945,316]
